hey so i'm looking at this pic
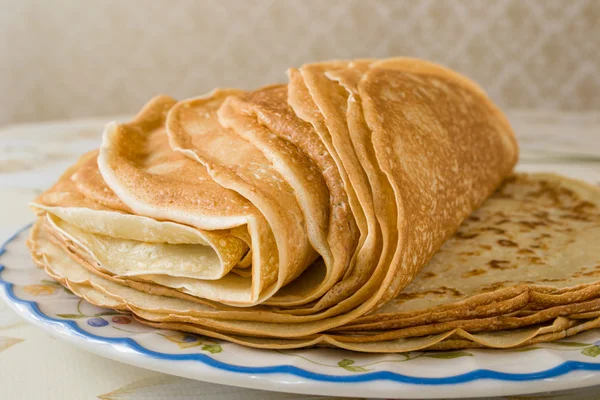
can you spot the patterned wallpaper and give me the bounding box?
[1,0,598,125]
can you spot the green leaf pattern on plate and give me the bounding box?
[202,344,222,354]
[553,341,591,347]
[337,359,369,372]
[425,351,473,359]
[582,345,600,357]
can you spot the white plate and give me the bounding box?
[2,226,600,399]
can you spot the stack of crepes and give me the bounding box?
[28,58,600,352]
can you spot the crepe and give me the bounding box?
[29,218,598,352]
[31,151,249,279]
[29,170,600,352]
[31,148,260,306]
[31,232,600,354]
[166,88,323,305]
[215,84,360,308]
[130,57,516,335]
[34,57,600,354]
[338,173,600,331]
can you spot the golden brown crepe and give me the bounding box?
[27,223,600,352]
[29,170,600,351]
[28,58,600,353]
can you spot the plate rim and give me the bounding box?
[3,224,600,394]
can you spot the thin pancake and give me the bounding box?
[343,173,600,330]
[219,85,360,307]
[31,152,249,282]
[32,224,592,352]
[165,90,320,303]
[290,61,383,312]
[65,59,517,336]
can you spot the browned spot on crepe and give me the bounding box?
[480,227,506,234]
[456,232,479,239]
[488,260,513,270]
[423,272,437,279]
[498,239,518,247]
[518,249,536,255]
[462,268,487,278]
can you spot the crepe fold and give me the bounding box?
[29,57,600,351]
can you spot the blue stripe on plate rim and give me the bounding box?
[2,224,600,385]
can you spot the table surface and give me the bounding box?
[0,111,599,400]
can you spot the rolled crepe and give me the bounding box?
[28,57,555,349]
[29,172,600,351]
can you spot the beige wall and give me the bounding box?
[1,0,598,125]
